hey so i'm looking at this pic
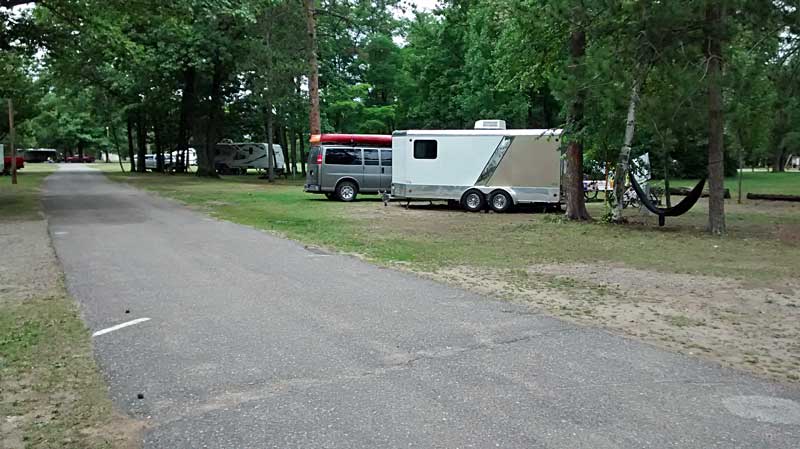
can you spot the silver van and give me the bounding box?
[304,134,393,202]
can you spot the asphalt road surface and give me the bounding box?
[44,165,800,448]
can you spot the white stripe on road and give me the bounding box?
[92,318,151,337]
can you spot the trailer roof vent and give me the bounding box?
[474,119,507,130]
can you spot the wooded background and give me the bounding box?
[1,0,798,231]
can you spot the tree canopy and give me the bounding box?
[1,0,798,229]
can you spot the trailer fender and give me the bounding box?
[478,187,518,205]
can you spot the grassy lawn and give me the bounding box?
[0,164,138,448]
[103,169,800,281]
[0,164,58,220]
[657,170,800,197]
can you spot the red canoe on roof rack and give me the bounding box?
[310,134,392,147]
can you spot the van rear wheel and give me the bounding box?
[461,190,485,212]
[336,181,358,202]
[489,190,513,213]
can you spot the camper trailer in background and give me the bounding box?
[23,148,59,163]
[391,120,563,212]
[214,142,285,175]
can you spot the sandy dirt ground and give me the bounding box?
[0,219,142,449]
[424,263,800,384]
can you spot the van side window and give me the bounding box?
[414,140,437,159]
[363,149,379,166]
[325,148,362,165]
[380,150,392,166]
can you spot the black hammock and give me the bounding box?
[628,173,706,226]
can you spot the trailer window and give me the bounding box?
[380,150,392,166]
[413,140,437,159]
[325,148,362,165]
[363,149,379,166]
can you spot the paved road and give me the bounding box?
[44,165,800,448]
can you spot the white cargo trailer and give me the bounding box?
[390,121,563,212]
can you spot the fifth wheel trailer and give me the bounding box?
[390,121,563,212]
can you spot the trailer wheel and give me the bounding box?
[489,190,513,213]
[461,190,485,212]
[336,180,358,202]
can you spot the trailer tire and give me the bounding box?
[461,189,485,212]
[336,180,359,202]
[489,190,513,213]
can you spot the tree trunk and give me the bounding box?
[290,129,298,178]
[78,141,84,159]
[177,66,196,174]
[198,59,223,178]
[110,122,125,173]
[154,122,164,173]
[8,99,17,184]
[280,125,290,176]
[705,1,726,235]
[564,28,590,221]
[126,115,136,172]
[304,0,322,135]
[265,101,276,183]
[663,146,671,207]
[773,147,786,172]
[299,131,306,175]
[136,110,147,173]
[612,78,642,222]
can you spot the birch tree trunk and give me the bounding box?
[304,0,321,135]
[612,78,642,222]
[705,0,726,234]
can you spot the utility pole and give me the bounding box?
[8,99,17,185]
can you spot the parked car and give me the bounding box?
[144,154,158,170]
[304,134,393,202]
[65,155,95,163]
[1,156,25,174]
[163,149,197,170]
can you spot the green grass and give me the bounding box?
[0,296,132,448]
[0,164,57,220]
[656,170,800,197]
[105,170,800,281]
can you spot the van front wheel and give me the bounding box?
[336,181,358,202]
[461,190,485,212]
